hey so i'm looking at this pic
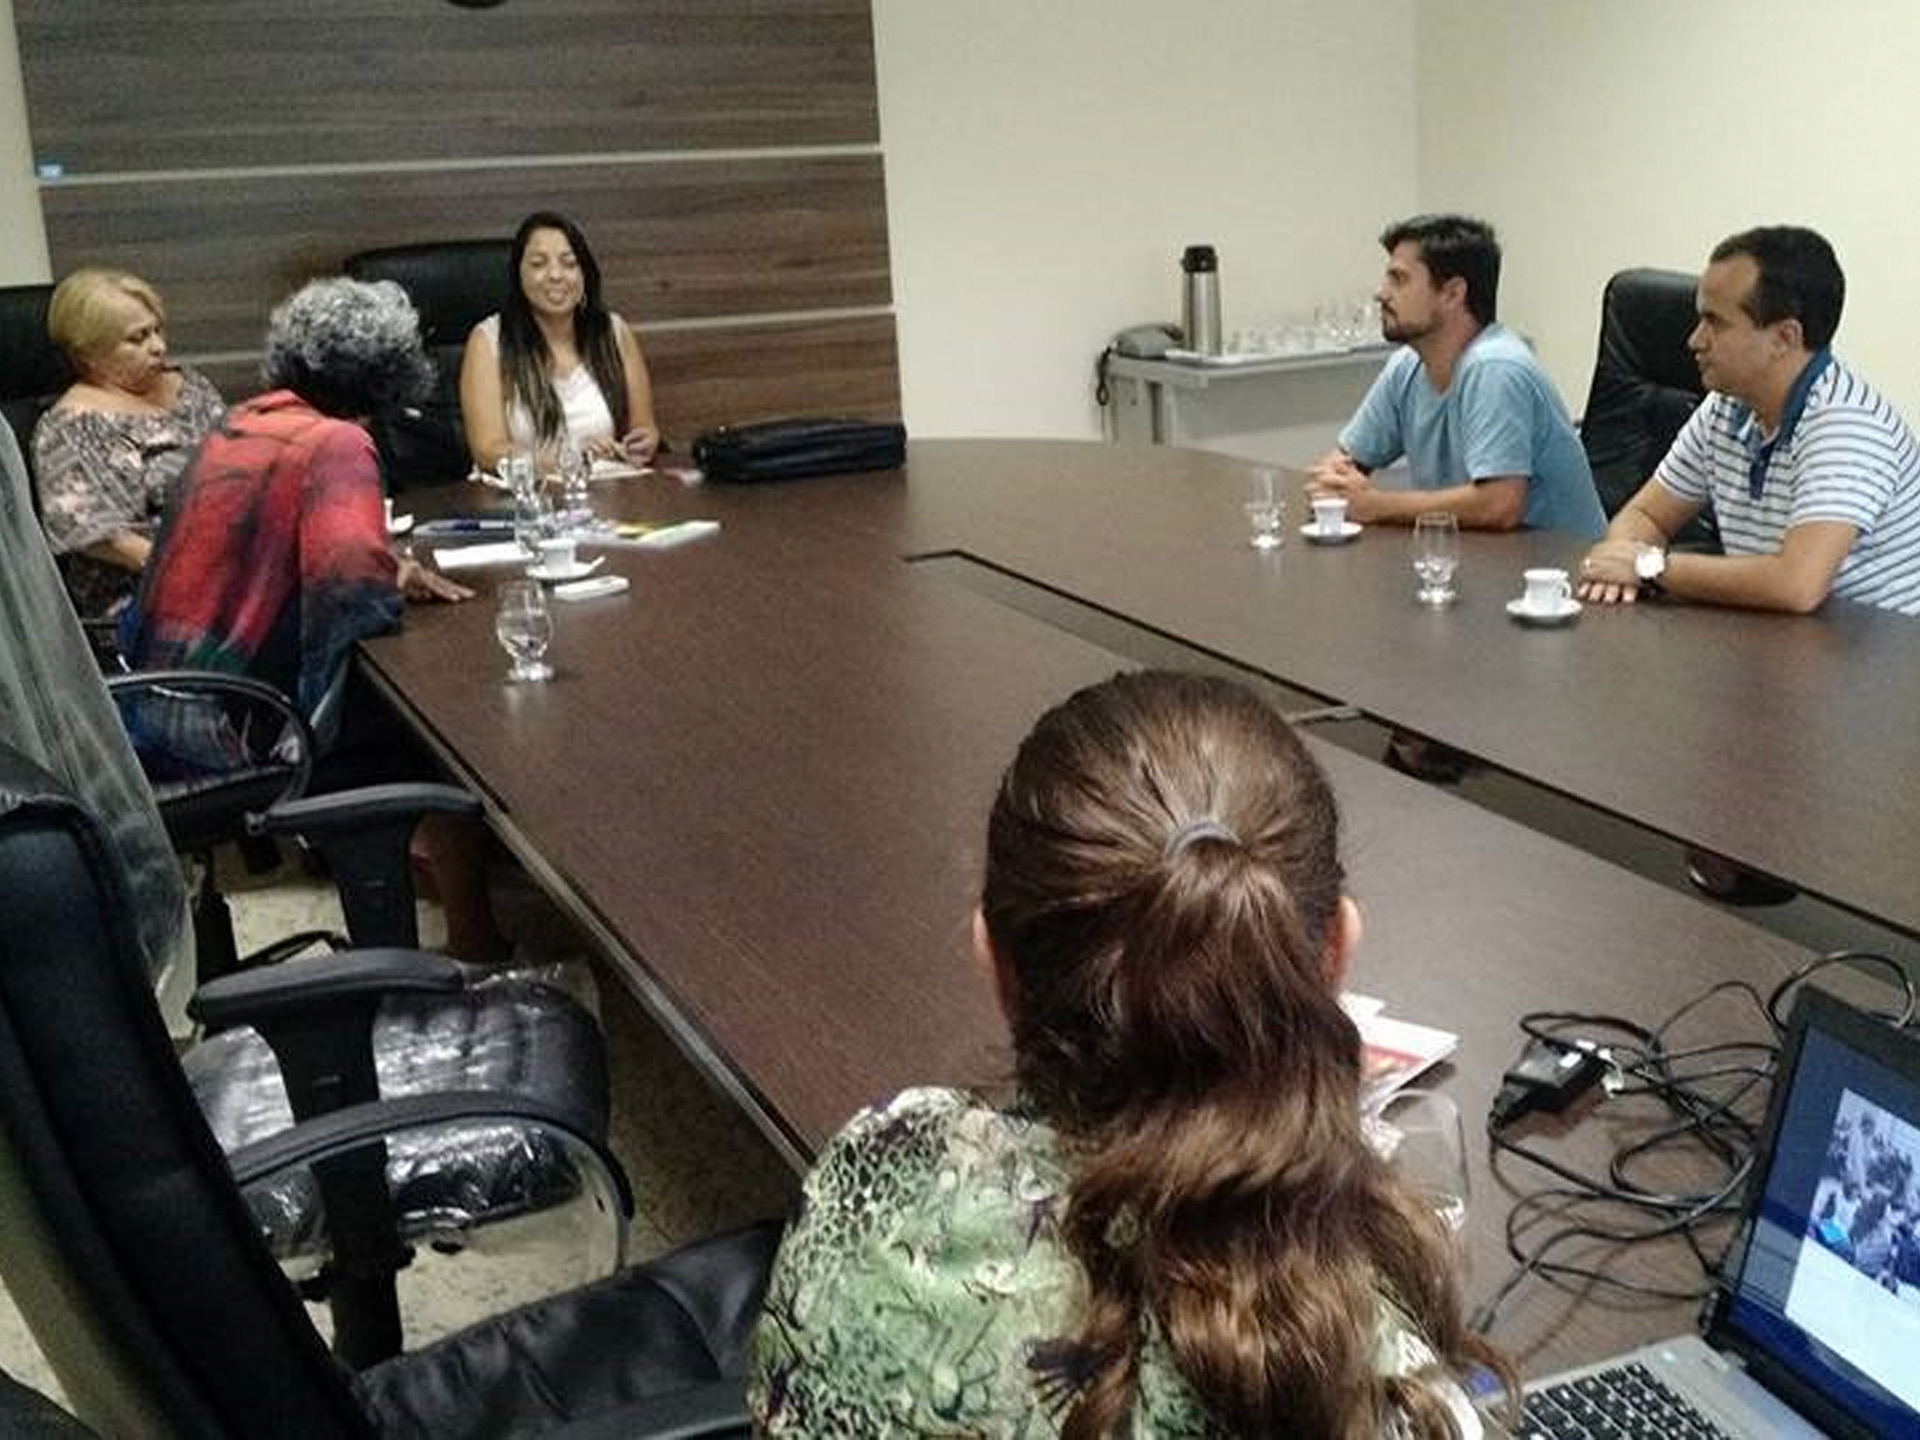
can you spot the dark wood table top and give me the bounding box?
[359,449,1835,1373]
[886,439,1920,937]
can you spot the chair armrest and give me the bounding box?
[548,1382,750,1439]
[189,947,464,1031]
[226,1089,634,1219]
[256,783,484,951]
[105,667,307,725]
[106,668,316,815]
[229,1088,636,1369]
[257,782,481,838]
[192,949,465,1124]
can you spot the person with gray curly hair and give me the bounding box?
[264,276,434,421]
[124,277,507,962]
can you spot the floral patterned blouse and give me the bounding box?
[749,1087,1482,1437]
[32,365,224,617]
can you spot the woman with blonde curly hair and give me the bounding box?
[753,670,1508,1436]
[34,268,225,617]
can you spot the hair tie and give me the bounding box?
[1162,816,1240,859]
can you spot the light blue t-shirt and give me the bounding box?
[1339,324,1605,538]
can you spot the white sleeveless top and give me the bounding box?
[476,313,619,450]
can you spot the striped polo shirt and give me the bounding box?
[1656,358,1920,614]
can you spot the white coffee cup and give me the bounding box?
[1311,496,1349,534]
[536,537,578,573]
[1521,567,1572,612]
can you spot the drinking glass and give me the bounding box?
[1369,1089,1469,1237]
[1245,470,1283,551]
[500,449,535,495]
[495,579,554,682]
[512,482,553,558]
[1412,512,1461,605]
[557,437,592,531]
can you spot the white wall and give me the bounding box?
[16,5,1915,435]
[873,0,1418,438]
[1419,0,1920,424]
[0,0,48,284]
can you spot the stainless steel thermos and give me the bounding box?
[1181,244,1221,356]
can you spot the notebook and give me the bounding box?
[1520,987,1920,1440]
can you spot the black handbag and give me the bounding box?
[692,417,906,483]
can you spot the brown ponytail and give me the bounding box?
[983,671,1503,1436]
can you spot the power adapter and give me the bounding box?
[1489,1035,1606,1129]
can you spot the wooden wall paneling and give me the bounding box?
[646,315,900,443]
[191,357,264,404]
[190,315,899,449]
[16,0,879,173]
[40,156,892,354]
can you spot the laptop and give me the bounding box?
[1520,987,1920,1440]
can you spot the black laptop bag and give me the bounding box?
[693,417,907,483]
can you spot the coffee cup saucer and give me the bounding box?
[1301,520,1363,545]
[1506,596,1581,625]
[526,558,600,584]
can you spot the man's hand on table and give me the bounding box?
[1306,452,1384,523]
[1577,540,1645,605]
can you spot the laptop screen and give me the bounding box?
[1716,989,1920,1439]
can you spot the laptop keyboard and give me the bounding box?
[1519,1361,1734,1439]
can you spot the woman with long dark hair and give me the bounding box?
[459,210,658,472]
[752,670,1508,1435]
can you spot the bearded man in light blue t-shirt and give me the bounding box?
[1309,214,1604,539]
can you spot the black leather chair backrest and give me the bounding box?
[344,241,510,492]
[0,285,67,494]
[1578,267,1720,551]
[0,743,376,1438]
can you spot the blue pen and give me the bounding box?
[414,517,515,535]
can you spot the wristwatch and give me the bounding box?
[1634,544,1668,590]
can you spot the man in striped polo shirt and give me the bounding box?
[1579,226,1920,614]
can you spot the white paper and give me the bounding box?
[431,541,527,572]
[1359,1012,1459,1107]
[590,458,650,482]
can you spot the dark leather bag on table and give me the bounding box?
[693,417,906,482]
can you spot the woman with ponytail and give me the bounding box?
[751,670,1508,1435]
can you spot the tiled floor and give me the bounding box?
[0,848,798,1412]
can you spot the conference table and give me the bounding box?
[891,441,1920,938]
[358,439,1898,1376]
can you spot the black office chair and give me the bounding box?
[108,669,330,984]
[0,740,776,1437]
[103,669,643,1366]
[1577,267,1720,553]
[0,283,64,490]
[344,241,511,491]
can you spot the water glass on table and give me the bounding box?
[1245,469,1283,551]
[500,449,535,495]
[1412,512,1461,605]
[1369,1088,1470,1238]
[557,437,592,531]
[495,579,555,683]
[513,482,553,557]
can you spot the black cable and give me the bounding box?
[1764,951,1917,1030]
[1474,987,1778,1332]
[1474,950,1916,1337]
